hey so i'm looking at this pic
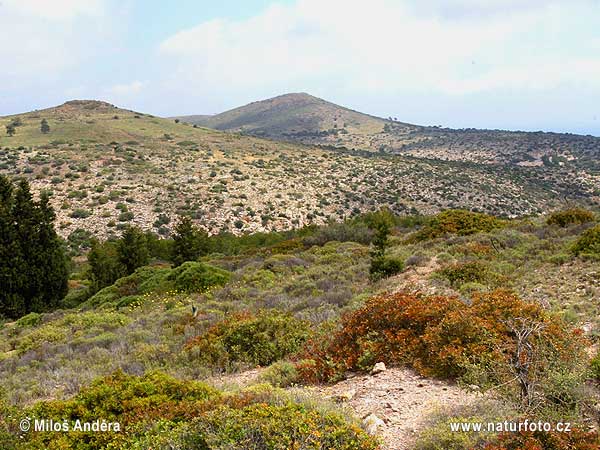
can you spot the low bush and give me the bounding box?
[185,310,312,369]
[296,290,585,408]
[572,224,600,259]
[369,256,404,280]
[483,428,600,450]
[258,361,300,387]
[19,372,377,450]
[413,210,505,241]
[547,208,595,227]
[167,261,230,293]
[437,261,489,287]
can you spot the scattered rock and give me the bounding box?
[363,413,386,435]
[371,362,387,375]
[332,389,356,402]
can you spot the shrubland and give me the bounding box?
[1,205,600,448]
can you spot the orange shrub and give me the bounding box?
[482,428,600,450]
[296,290,583,384]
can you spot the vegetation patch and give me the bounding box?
[15,371,377,450]
[185,310,312,369]
[546,208,595,227]
[571,224,600,259]
[297,290,585,411]
[412,210,505,241]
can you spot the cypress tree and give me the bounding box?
[0,176,68,319]
[172,216,210,266]
[117,225,149,275]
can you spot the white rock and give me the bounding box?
[363,413,385,435]
[371,362,386,375]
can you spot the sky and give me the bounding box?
[1,0,600,135]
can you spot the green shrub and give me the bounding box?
[168,261,230,293]
[437,261,489,288]
[369,256,404,280]
[70,208,92,219]
[571,224,600,259]
[15,312,42,328]
[259,361,300,387]
[413,210,505,241]
[589,350,600,381]
[185,310,312,368]
[22,372,377,450]
[547,208,595,227]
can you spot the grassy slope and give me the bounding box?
[1,215,598,405]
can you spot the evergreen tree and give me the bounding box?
[87,239,126,292]
[5,124,15,137]
[0,176,68,319]
[40,119,50,134]
[172,216,210,266]
[117,225,149,274]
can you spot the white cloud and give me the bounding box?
[1,0,105,20]
[158,0,600,100]
[0,0,110,83]
[107,80,147,96]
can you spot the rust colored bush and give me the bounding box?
[296,290,583,385]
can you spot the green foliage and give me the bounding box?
[589,350,600,381]
[168,261,230,293]
[19,372,376,450]
[171,216,210,266]
[40,119,50,134]
[117,225,150,274]
[369,256,404,281]
[437,261,489,287]
[571,224,600,259]
[15,312,42,328]
[0,176,68,319]
[547,208,595,227]
[87,239,127,292]
[186,310,312,368]
[259,361,300,387]
[413,210,505,241]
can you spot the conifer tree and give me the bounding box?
[172,216,210,266]
[40,119,50,134]
[5,123,15,137]
[0,176,68,319]
[117,225,149,275]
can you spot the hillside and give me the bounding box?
[3,99,597,241]
[2,210,600,449]
[177,93,600,169]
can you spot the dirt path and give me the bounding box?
[211,365,477,450]
[309,367,477,450]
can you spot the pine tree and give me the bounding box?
[5,124,15,137]
[172,216,210,266]
[40,119,50,134]
[0,176,68,319]
[117,225,149,274]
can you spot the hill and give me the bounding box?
[177,93,600,170]
[1,100,597,242]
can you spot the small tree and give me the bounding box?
[5,124,15,137]
[40,119,50,134]
[366,208,402,280]
[117,225,149,275]
[172,216,210,266]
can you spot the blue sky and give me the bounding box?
[1,0,599,135]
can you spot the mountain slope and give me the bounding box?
[177,93,600,170]
[1,100,596,241]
